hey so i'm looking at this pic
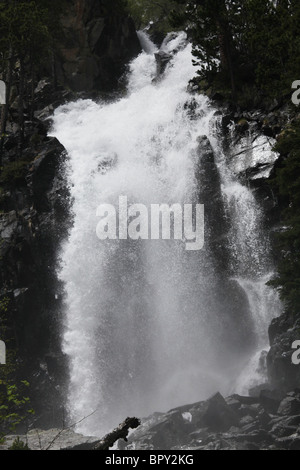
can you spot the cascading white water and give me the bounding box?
[50,32,281,435]
[209,122,282,394]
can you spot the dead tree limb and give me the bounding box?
[93,417,141,450]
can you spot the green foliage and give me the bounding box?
[0,298,9,314]
[170,0,300,106]
[0,363,35,439]
[0,0,67,77]
[0,0,65,72]
[0,160,29,185]
[268,119,300,314]
[0,297,35,440]
[0,1,49,60]
[125,0,182,32]
[0,297,10,341]
[0,0,67,161]
[8,437,30,450]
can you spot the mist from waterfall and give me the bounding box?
[50,32,281,436]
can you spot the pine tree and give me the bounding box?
[170,0,300,105]
[0,0,64,159]
[126,0,182,32]
[268,121,300,314]
[171,0,243,97]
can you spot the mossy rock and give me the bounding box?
[236,118,249,132]
[0,160,29,186]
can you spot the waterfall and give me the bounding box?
[50,32,281,436]
[209,130,282,394]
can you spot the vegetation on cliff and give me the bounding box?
[168,0,300,107]
[126,0,300,107]
[125,0,180,33]
[0,0,299,430]
[126,0,300,319]
[269,120,300,316]
[0,298,34,440]
[0,0,65,161]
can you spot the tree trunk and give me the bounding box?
[18,56,25,158]
[0,47,14,167]
[217,21,236,100]
[29,52,35,123]
[52,50,58,90]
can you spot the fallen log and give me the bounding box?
[93,417,141,450]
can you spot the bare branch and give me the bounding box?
[44,408,99,451]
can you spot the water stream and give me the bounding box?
[50,32,281,435]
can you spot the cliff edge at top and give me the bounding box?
[55,0,141,92]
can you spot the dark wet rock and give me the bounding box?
[192,136,256,355]
[267,317,300,391]
[195,393,240,431]
[277,397,300,416]
[249,383,271,397]
[289,438,300,451]
[154,51,173,77]
[271,421,298,438]
[240,415,255,426]
[257,410,272,429]
[227,134,279,181]
[269,314,294,346]
[217,104,300,399]
[152,32,188,81]
[236,118,250,133]
[2,389,300,450]
[225,396,242,412]
[275,434,300,450]
[230,394,260,406]
[239,404,260,419]
[160,32,188,54]
[259,389,285,414]
[0,86,71,428]
[55,0,141,92]
[0,211,18,240]
[194,135,230,271]
[119,389,300,450]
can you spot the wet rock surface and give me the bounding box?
[219,108,285,186]
[119,389,300,450]
[55,0,141,92]
[0,428,100,451]
[2,390,300,450]
[1,13,299,441]
[228,134,279,181]
[0,81,72,428]
[0,1,143,431]
[219,105,300,397]
[267,316,300,392]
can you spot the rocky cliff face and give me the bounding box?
[120,389,300,450]
[1,94,296,429]
[0,0,142,428]
[55,0,141,92]
[268,314,300,392]
[0,122,69,427]
[219,105,300,394]
[2,388,300,450]
[0,1,299,434]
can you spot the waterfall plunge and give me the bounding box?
[50,33,281,436]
